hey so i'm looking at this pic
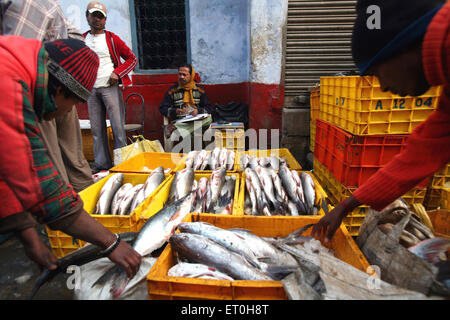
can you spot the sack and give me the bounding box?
[113,135,164,166]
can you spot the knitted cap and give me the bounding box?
[352,0,445,74]
[45,38,99,102]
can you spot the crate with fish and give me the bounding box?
[138,168,241,229]
[237,161,329,217]
[314,119,429,188]
[46,169,171,258]
[319,76,442,135]
[236,148,302,172]
[109,152,185,174]
[313,157,427,236]
[175,148,238,173]
[146,213,370,300]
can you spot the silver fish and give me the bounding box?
[110,183,133,215]
[168,262,234,281]
[300,172,316,215]
[291,170,305,204]
[92,192,196,298]
[207,167,226,212]
[226,150,235,171]
[178,222,262,268]
[143,166,165,198]
[200,152,211,170]
[245,179,259,216]
[185,151,198,169]
[129,185,146,214]
[175,168,194,200]
[194,150,208,170]
[169,233,274,281]
[118,184,143,216]
[209,148,221,170]
[240,154,250,170]
[245,167,270,215]
[214,176,236,214]
[408,237,450,265]
[279,164,306,214]
[95,173,124,215]
[256,165,282,213]
[269,155,280,170]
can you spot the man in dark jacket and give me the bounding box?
[159,64,213,151]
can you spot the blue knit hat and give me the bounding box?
[352,0,445,75]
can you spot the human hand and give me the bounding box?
[19,228,58,271]
[311,207,346,243]
[190,108,198,116]
[109,72,119,85]
[107,241,142,279]
[176,108,187,116]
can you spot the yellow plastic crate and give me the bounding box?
[46,172,171,258]
[146,213,370,300]
[313,157,426,236]
[236,148,302,171]
[429,163,450,189]
[109,152,185,174]
[310,119,316,152]
[426,210,450,239]
[310,88,320,120]
[319,76,442,135]
[214,129,245,151]
[138,172,242,230]
[237,169,330,217]
[441,188,450,210]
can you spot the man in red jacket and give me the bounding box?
[0,36,141,278]
[83,1,137,173]
[312,0,450,242]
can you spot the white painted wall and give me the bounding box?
[250,0,288,85]
[58,0,132,49]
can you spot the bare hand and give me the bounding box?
[311,207,346,243]
[176,108,187,116]
[109,72,119,85]
[18,228,58,271]
[108,241,142,279]
[190,108,198,116]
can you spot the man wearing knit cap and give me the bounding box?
[312,0,450,242]
[0,36,141,278]
[83,1,137,173]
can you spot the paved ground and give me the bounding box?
[0,224,74,300]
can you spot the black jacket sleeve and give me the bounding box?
[159,86,178,119]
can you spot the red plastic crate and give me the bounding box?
[314,119,428,188]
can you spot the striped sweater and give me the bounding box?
[353,2,450,210]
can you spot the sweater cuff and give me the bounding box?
[46,199,84,231]
[0,212,37,234]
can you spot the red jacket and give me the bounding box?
[353,2,450,210]
[83,30,137,87]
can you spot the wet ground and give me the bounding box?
[0,224,73,300]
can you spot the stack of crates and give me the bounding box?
[310,75,443,236]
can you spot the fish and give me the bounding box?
[193,150,208,170]
[256,165,283,213]
[169,233,274,281]
[269,155,281,170]
[174,168,195,200]
[92,192,196,298]
[29,232,138,299]
[245,168,271,216]
[193,177,209,213]
[117,184,143,216]
[129,184,146,214]
[408,237,450,265]
[300,172,316,215]
[207,167,226,212]
[178,222,262,268]
[168,262,234,281]
[219,148,228,168]
[278,165,306,214]
[214,176,235,215]
[95,173,124,215]
[240,154,250,170]
[209,148,221,170]
[110,183,133,215]
[269,169,287,203]
[200,151,211,170]
[226,150,235,171]
[245,179,259,216]
[143,166,165,198]
[167,171,179,203]
[291,170,306,204]
[185,151,198,169]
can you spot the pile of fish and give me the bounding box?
[184,148,235,171]
[239,153,287,171]
[167,167,236,215]
[168,222,312,281]
[94,167,166,216]
[244,163,318,216]
[92,192,197,298]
